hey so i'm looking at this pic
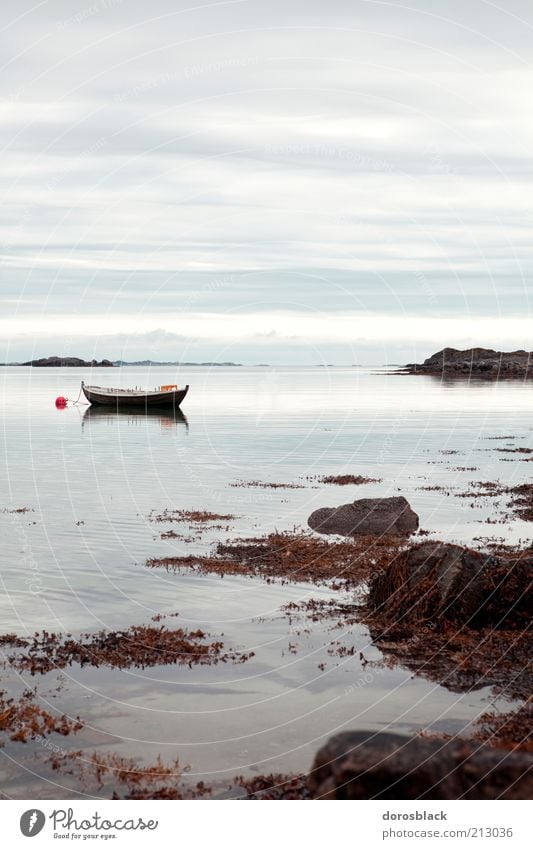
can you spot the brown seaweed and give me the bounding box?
[6,625,253,674]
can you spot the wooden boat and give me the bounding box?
[81,380,189,409]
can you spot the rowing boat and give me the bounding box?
[81,381,189,409]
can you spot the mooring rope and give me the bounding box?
[71,384,90,405]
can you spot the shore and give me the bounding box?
[1,461,531,799]
[402,347,533,380]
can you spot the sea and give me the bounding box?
[0,365,531,797]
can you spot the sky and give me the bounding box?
[0,0,532,364]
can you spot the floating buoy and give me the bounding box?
[55,396,67,408]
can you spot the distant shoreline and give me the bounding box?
[1,357,244,368]
[0,360,368,368]
[114,360,244,367]
[402,347,533,380]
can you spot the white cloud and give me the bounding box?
[0,0,532,361]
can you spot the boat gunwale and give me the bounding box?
[81,383,189,407]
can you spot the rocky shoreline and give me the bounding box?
[1,483,531,799]
[402,347,533,379]
[21,356,114,367]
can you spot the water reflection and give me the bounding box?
[81,405,189,431]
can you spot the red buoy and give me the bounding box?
[55,396,67,409]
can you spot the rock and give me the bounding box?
[404,347,533,380]
[308,731,532,799]
[21,356,114,367]
[308,496,418,537]
[368,540,532,629]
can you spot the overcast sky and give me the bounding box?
[1,0,532,363]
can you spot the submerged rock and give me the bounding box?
[308,496,418,537]
[368,540,532,629]
[309,731,532,799]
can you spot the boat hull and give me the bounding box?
[82,384,189,409]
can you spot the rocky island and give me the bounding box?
[403,347,533,379]
[21,356,114,367]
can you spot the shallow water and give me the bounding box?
[0,365,531,797]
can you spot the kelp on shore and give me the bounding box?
[147,531,405,588]
[2,624,253,675]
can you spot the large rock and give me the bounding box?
[368,541,532,629]
[405,347,533,379]
[308,496,418,537]
[309,731,532,799]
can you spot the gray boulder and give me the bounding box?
[309,731,532,799]
[308,496,418,537]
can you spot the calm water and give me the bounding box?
[0,366,531,797]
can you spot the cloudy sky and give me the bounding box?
[1,0,532,364]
